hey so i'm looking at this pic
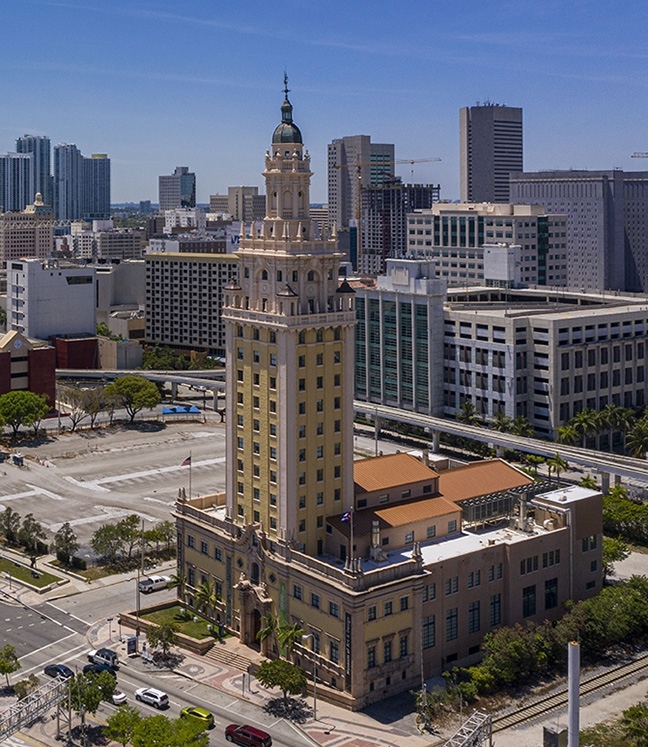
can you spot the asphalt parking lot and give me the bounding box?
[0,420,227,552]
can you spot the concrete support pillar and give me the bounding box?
[171,382,178,399]
[374,416,382,439]
[600,472,610,495]
[614,473,621,486]
[432,430,440,453]
[495,445,505,458]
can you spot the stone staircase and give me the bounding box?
[203,642,256,672]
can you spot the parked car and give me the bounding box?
[83,663,116,678]
[225,724,272,747]
[180,706,214,729]
[138,575,171,594]
[87,647,119,669]
[43,664,74,679]
[134,687,169,709]
[112,690,127,705]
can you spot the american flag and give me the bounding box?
[181,456,191,467]
[341,510,352,523]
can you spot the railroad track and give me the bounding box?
[492,651,648,732]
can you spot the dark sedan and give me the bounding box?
[83,663,116,677]
[44,664,74,679]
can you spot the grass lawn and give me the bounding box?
[141,605,218,640]
[0,557,61,588]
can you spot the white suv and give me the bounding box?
[134,687,169,709]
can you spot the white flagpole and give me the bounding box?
[350,507,354,561]
[189,450,192,501]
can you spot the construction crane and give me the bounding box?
[631,152,648,158]
[333,156,442,182]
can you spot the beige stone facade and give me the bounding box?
[173,86,603,710]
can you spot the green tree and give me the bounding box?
[511,416,534,438]
[0,390,47,438]
[622,702,648,747]
[167,571,185,598]
[626,417,648,458]
[158,519,176,552]
[132,714,208,747]
[0,506,21,544]
[104,376,161,423]
[255,658,307,705]
[546,453,569,483]
[142,346,190,371]
[59,386,89,432]
[14,673,39,700]
[579,475,599,490]
[19,512,46,553]
[52,522,79,565]
[194,580,220,621]
[491,412,513,433]
[70,671,116,734]
[556,424,579,446]
[83,387,106,428]
[104,705,141,747]
[523,454,544,477]
[117,514,142,560]
[96,322,111,337]
[256,614,279,651]
[90,522,126,564]
[458,401,480,426]
[147,621,178,659]
[602,537,630,578]
[571,408,599,448]
[277,621,306,660]
[0,644,20,687]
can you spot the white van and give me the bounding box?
[138,575,171,594]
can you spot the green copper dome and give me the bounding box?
[272,75,302,144]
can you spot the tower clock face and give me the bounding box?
[13,339,22,349]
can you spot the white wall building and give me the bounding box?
[8,258,96,339]
[163,207,206,232]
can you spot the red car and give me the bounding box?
[225,724,272,747]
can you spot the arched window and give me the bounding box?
[261,269,268,280]
[307,270,315,282]
[251,563,260,585]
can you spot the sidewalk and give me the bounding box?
[0,563,433,747]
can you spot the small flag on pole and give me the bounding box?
[181,456,192,467]
[341,510,352,523]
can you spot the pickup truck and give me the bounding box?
[138,575,171,594]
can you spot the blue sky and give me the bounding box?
[3,0,647,203]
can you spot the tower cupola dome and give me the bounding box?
[272,74,303,144]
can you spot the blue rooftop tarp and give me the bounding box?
[162,405,201,415]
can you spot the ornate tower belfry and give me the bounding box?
[223,79,356,556]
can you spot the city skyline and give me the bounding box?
[2,0,647,203]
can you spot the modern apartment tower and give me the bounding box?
[54,144,110,221]
[83,154,111,220]
[510,169,648,293]
[0,153,34,212]
[359,178,440,274]
[16,135,53,208]
[460,104,523,203]
[159,167,196,211]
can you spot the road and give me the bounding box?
[0,580,310,747]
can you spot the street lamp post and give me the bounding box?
[301,634,317,721]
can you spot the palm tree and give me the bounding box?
[556,423,579,446]
[571,408,599,448]
[524,454,545,477]
[491,412,513,433]
[458,401,479,426]
[511,416,534,438]
[194,580,220,620]
[579,475,599,490]
[546,453,569,482]
[626,417,648,458]
[256,614,279,653]
[167,571,186,601]
[277,621,306,660]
